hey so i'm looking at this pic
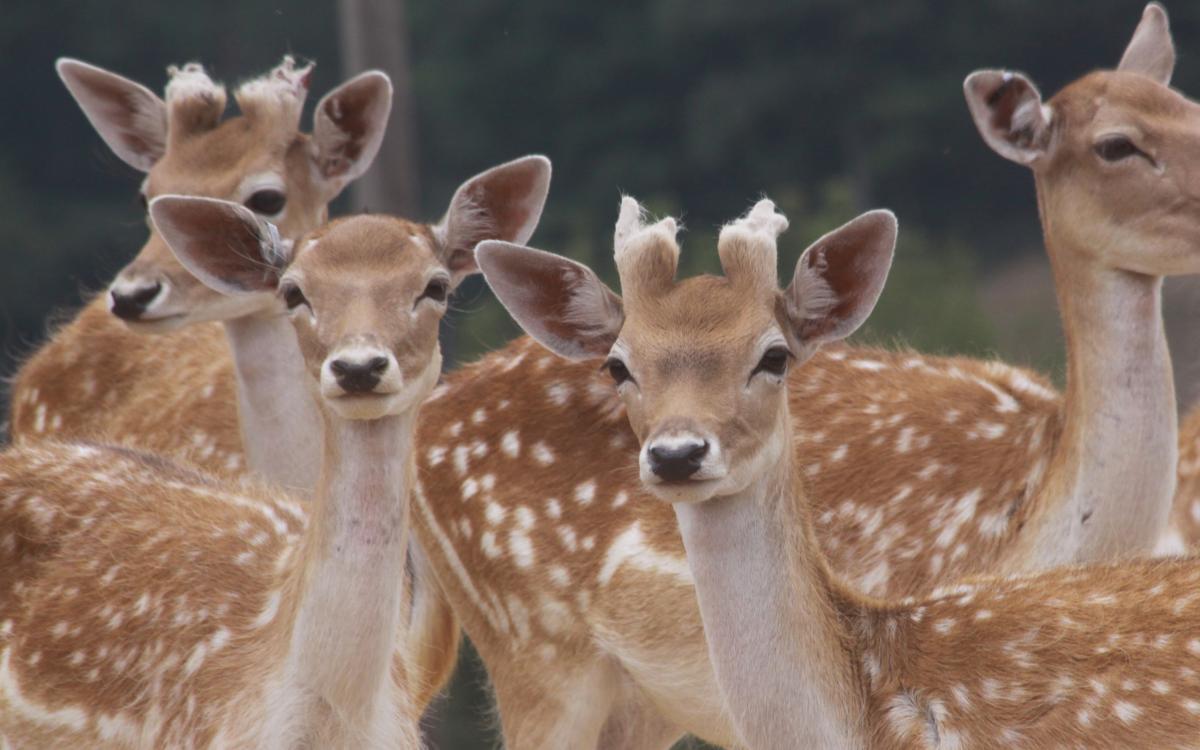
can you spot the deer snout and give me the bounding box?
[109,277,167,321]
[648,439,710,481]
[323,346,399,397]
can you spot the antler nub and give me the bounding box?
[234,55,314,131]
[718,198,789,289]
[164,62,227,139]
[613,196,680,304]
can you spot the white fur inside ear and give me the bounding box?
[262,223,292,267]
[792,248,837,322]
[1011,99,1051,142]
[436,193,496,254]
[561,267,623,339]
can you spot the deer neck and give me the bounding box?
[672,419,865,749]
[278,407,416,720]
[1025,216,1178,566]
[223,314,322,493]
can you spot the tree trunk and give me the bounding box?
[336,0,420,217]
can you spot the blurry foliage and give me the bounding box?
[0,0,1194,746]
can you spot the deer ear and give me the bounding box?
[436,155,552,286]
[964,70,1052,166]
[57,58,167,172]
[783,210,895,350]
[477,240,622,360]
[311,71,393,193]
[1118,3,1175,85]
[149,195,290,296]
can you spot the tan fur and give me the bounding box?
[570,197,1200,750]
[0,213,459,748]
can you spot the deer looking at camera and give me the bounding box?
[425,6,1195,744]
[0,194,479,747]
[9,55,392,488]
[10,7,1193,747]
[482,197,1200,750]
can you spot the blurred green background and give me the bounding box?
[4,1,1200,747]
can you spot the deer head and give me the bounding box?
[57,56,392,330]
[478,197,895,504]
[965,2,1200,277]
[148,154,551,419]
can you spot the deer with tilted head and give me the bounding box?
[483,197,1200,749]
[10,55,392,487]
[0,194,481,748]
[964,1,1200,563]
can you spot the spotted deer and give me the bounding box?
[0,195,481,747]
[3,56,486,710]
[9,55,392,488]
[482,197,1200,749]
[11,8,1188,748]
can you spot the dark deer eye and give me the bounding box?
[753,346,792,378]
[419,278,449,304]
[245,189,287,215]
[281,284,309,311]
[136,191,148,210]
[603,357,633,386]
[1094,136,1140,162]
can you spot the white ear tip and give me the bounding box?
[654,217,678,237]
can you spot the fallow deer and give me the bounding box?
[483,197,1200,750]
[3,56,490,709]
[11,7,1192,747]
[0,194,479,747]
[9,55,392,489]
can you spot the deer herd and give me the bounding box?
[5,3,1200,749]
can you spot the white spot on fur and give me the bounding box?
[598,523,692,586]
[574,481,596,505]
[532,441,556,465]
[501,431,521,458]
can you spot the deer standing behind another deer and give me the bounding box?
[8,6,1196,747]
[0,194,492,748]
[481,197,1200,750]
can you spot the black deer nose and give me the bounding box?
[648,440,709,481]
[110,282,163,320]
[330,356,390,394]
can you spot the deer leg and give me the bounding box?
[491,657,620,750]
[597,697,684,750]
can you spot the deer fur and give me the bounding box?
[10,5,1195,747]
[495,196,1200,749]
[0,206,469,748]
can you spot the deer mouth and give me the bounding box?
[119,313,187,333]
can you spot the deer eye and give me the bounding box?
[1094,135,1141,162]
[281,283,309,311]
[245,189,287,216]
[136,191,148,210]
[752,346,792,378]
[418,278,449,305]
[603,357,633,386]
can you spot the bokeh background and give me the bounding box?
[3,1,1200,746]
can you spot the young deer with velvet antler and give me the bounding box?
[0,195,477,747]
[418,8,1197,743]
[482,197,1200,750]
[9,56,392,487]
[10,6,1188,747]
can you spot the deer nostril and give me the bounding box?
[648,440,710,482]
[330,357,386,394]
[110,282,163,320]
